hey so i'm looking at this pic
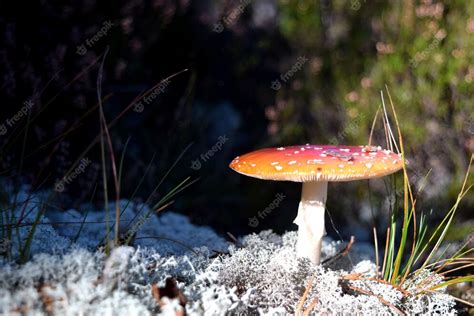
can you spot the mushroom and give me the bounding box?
[229,145,403,264]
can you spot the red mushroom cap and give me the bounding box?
[229,145,403,182]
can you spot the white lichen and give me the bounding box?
[0,188,458,315]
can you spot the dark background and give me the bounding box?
[0,0,472,243]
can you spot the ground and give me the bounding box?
[0,191,458,315]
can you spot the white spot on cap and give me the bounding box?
[300,147,306,151]
[277,147,285,151]
[315,147,322,150]
[288,161,297,165]
[307,159,323,164]
[275,165,283,171]
[340,148,350,152]
[339,164,345,168]
[366,163,373,169]
[392,160,398,164]
[320,154,327,157]
[250,163,256,167]
[294,151,300,154]
[271,162,279,165]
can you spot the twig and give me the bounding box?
[302,296,319,316]
[380,90,400,153]
[97,47,122,247]
[381,226,390,279]
[341,274,411,296]
[342,284,406,316]
[438,263,474,276]
[373,227,380,279]
[421,288,474,308]
[451,296,474,308]
[380,92,391,151]
[368,108,380,147]
[295,277,314,316]
[151,283,163,306]
[226,232,243,248]
[321,236,355,266]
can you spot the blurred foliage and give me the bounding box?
[269,0,473,226]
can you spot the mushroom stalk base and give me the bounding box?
[293,181,328,264]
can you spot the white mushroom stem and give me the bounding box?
[293,181,328,264]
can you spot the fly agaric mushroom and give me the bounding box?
[229,145,403,264]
